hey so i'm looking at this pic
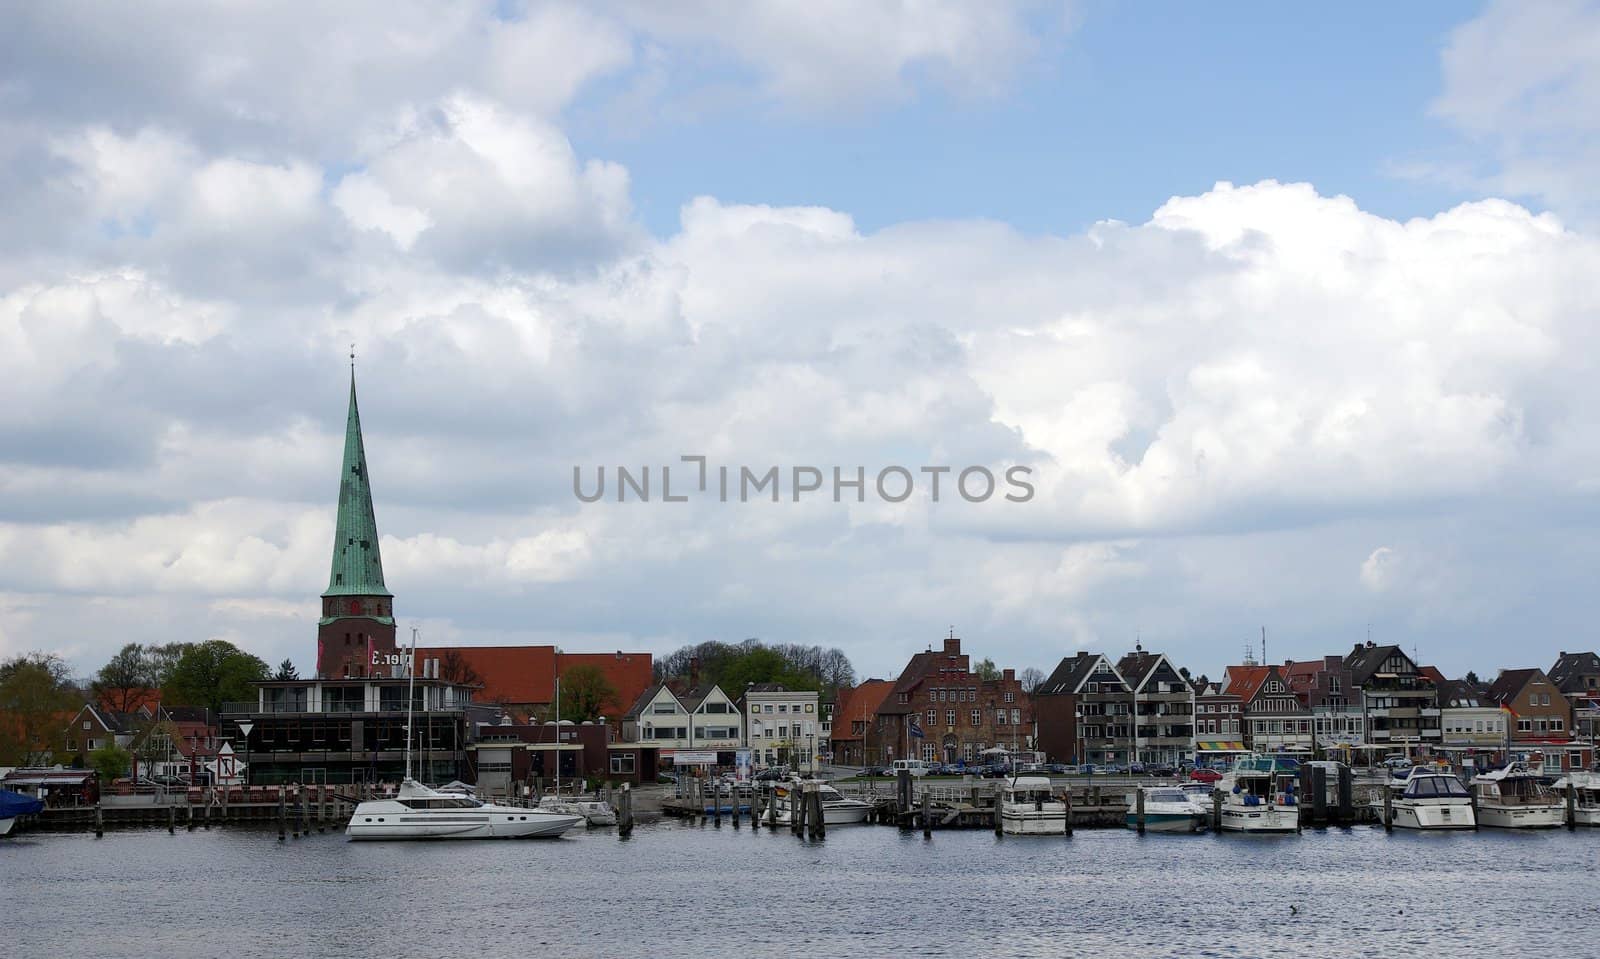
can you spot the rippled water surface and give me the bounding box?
[7,819,1600,958]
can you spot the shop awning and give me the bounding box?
[1195,740,1247,752]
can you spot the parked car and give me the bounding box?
[1149,764,1176,777]
[1046,763,1069,775]
[1101,764,1126,775]
[752,767,790,782]
[1188,768,1223,783]
[1128,762,1146,775]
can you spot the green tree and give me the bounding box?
[559,664,619,723]
[1464,670,1482,686]
[273,658,299,681]
[165,640,269,716]
[92,642,158,713]
[974,658,1002,681]
[131,716,182,782]
[0,652,79,765]
[148,642,191,687]
[89,741,132,783]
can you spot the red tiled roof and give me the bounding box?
[832,680,893,744]
[1418,665,1446,685]
[414,645,652,718]
[1222,665,1271,702]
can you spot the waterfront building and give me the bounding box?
[875,634,1032,766]
[1484,667,1592,772]
[1225,663,1313,755]
[1035,652,1132,767]
[1283,655,1365,757]
[1436,679,1506,772]
[1191,678,1246,765]
[1345,642,1441,755]
[620,682,744,766]
[467,720,660,797]
[1548,651,1600,745]
[226,675,487,784]
[830,679,893,766]
[1116,647,1195,767]
[738,683,821,770]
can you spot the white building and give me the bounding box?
[621,683,744,763]
[739,684,822,771]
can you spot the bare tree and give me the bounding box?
[1019,667,1045,693]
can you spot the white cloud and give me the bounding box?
[1434,0,1600,220]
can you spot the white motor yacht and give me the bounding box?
[1217,755,1301,833]
[999,776,1067,835]
[345,626,581,840]
[347,778,582,840]
[770,779,872,826]
[1470,762,1564,829]
[1127,785,1208,833]
[1386,766,1475,830]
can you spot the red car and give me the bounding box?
[1188,768,1223,783]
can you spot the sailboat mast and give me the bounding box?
[405,625,419,782]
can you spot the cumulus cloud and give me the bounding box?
[3,4,1599,681]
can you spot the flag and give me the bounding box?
[909,716,925,739]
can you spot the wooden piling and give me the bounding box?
[187,798,195,832]
[713,782,722,827]
[299,787,309,837]
[921,790,932,839]
[1063,787,1074,837]
[1382,783,1393,832]
[767,789,778,830]
[1337,765,1354,824]
[897,769,912,815]
[1311,766,1327,825]
[1135,787,1146,835]
[810,784,825,840]
[277,789,287,841]
[1211,791,1222,832]
[168,804,176,835]
[993,788,1003,836]
[94,801,104,839]
[202,798,210,829]
[618,783,634,837]
[1566,783,1577,831]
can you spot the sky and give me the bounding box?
[3,0,1600,685]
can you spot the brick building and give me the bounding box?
[1485,667,1591,772]
[1033,652,1130,766]
[875,635,1031,765]
[831,679,893,766]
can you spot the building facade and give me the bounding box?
[228,676,484,785]
[1226,664,1313,754]
[1344,643,1441,755]
[739,684,821,770]
[875,635,1031,766]
[1436,679,1505,771]
[1035,652,1132,767]
[1191,679,1245,765]
[1485,667,1591,772]
[830,679,893,766]
[1117,649,1195,767]
[620,683,744,766]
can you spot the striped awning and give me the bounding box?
[1195,740,1247,752]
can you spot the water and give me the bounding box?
[7,821,1600,958]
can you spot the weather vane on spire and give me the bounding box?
[350,342,356,372]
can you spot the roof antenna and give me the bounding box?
[1261,626,1267,665]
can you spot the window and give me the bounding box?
[609,753,637,775]
[946,710,956,726]
[997,711,1008,726]
[83,720,92,730]
[652,702,678,715]
[1004,691,1015,704]
[971,709,981,726]
[778,704,788,714]
[1011,709,1021,724]
[1551,719,1564,732]
[926,709,936,725]
[1517,719,1532,732]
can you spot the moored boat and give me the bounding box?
[1386,766,1475,830]
[770,779,872,826]
[1126,785,1207,833]
[1548,772,1600,827]
[1470,762,1563,829]
[0,788,45,836]
[999,776,1067,835]
[347,778,582,840]
[1217,754,1300,833]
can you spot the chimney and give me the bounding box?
[1002,668,1015,682]
[1559,650,1567,658]
[943,636,960,656]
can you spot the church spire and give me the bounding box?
[324,370,390,598]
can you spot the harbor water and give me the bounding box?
[6,821,1598,957]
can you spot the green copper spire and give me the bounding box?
[324,371,391,598]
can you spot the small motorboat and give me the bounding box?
[1127,786,1208,833]
[1,788,44,836]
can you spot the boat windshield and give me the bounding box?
[1148,789,1187,803]
[1403,775,1468,799]
[818,786,844,802]
[398,796,482,809]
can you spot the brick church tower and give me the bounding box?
[315,371,399,678]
